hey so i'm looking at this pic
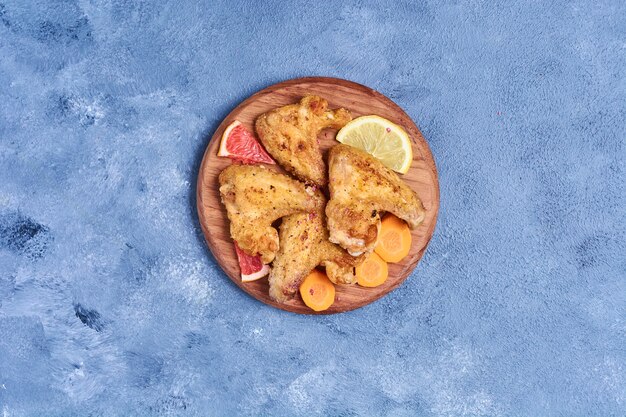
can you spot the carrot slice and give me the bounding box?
[374,214,412,263]
[299,270,335,312]
[356,251,389,287]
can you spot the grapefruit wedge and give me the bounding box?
[233,241,270,282]
[218,120,275,164]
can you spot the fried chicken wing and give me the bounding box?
[269,208,363,303]
[255,95,352,186]
[218,165,323,264]
[326,144,426,255]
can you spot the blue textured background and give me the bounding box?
[0,1,625,416]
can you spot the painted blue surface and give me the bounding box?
[0,1,624,416]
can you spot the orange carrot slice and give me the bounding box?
[374,214,412,263]
[299,270,335,312]
[356,251,389,287]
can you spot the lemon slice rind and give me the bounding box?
[336,115,413,174]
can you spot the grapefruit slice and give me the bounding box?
[233,241,270,282]
[218,120,275,164]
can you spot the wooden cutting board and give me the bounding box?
[196,77,439,314]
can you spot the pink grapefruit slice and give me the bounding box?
[233,241,270,282]
[218,120,275,164]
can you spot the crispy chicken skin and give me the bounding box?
[326,144,426,256]
[269,208,364,303]
[255,95,352,186]
[218,165,323,264]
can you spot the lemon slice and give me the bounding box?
[336,115,413,174]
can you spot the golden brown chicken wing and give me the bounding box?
[255,95,352,186]
[269,207,363,303]
[218,165,323,264]
[326,144,425,256]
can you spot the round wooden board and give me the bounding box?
[197,77,439,314]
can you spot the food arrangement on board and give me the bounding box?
[216,95,425,312]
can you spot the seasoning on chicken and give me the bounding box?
[269,208,364,303]
[218,165,323,264]
[255,95,352,186]
[326,144,425,256]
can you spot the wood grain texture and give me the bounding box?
[197,77,440,314]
